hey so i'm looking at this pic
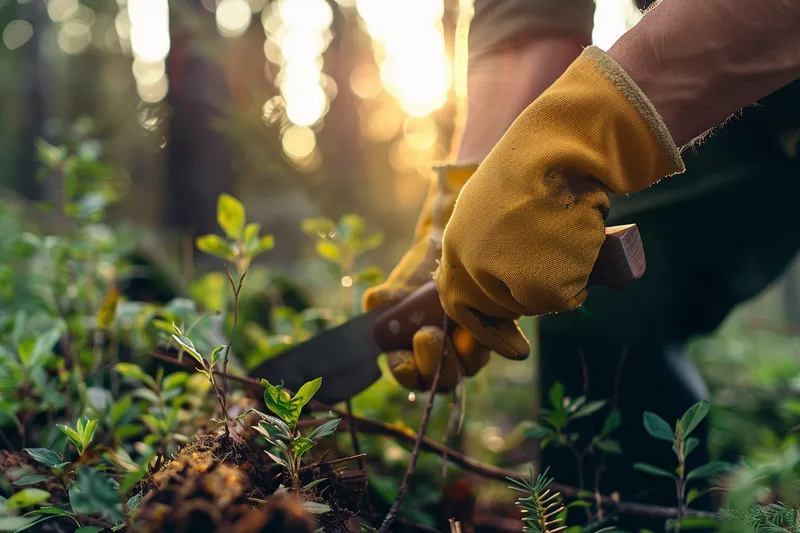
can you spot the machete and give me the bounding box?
[250,224,646,405]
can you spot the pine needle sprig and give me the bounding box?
[508,466,567,533]
[719,503,800,533]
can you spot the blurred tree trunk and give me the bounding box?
[166,6,234,241]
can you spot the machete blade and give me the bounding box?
[249,309,384,405]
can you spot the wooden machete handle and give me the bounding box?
[373,224,645,352]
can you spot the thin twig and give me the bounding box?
[611,347,629,412]
[298,453,366,471]
[578,349,590,397]
[377,315,450,533]
[345,399,373,519]
[146,350,716,521]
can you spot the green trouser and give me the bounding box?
[538,80,800,529]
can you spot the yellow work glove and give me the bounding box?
[363,165,490,391]
[436,46,685,359]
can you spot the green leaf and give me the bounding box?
[338,214,365,245]
[292,378,322,411]
[572,400,606,419]
[210,346,225,368]
[11,311,27,347]
[265,450,288,468]
[69,466,124,523]
[75,527,104,533]
[162,372,189,393]
[291,437,314,458]
[247,235,274,257]
[601,411,621,436]
[633,463,675,478]
[642,411,675,442]
[596,439,622,454]
[171,334,204,367]
[684,437,700,458]
[566,500,592,508]
[261,379,294,425]
[301,501,332,515]
[243,222,260,245]
[315,240,340,263]
[23,449,62,468]
[115,363,157,390]
[358,231,384,253]
[523,423,552,439]
[307,418,341,441]
[76,417,87,436]
[250,412,292,439]
[354,266,384,287]
[81,419,98,448]
[679,401,710,439]
[196,234,234,261]
[7,489,51,509]
[686,461,729,481]
[127,493,143,513]
[301,478,328,492]
[686,488,705,505]
[28,328,61,369]
[301,217,336,237]
[96,286,120,328]
[13,475,49,486]
[217,194,245,240]
[549,382,565,409]
[57,424,84,454]
[24,506,74,517]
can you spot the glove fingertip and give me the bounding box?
[454,308,530,360]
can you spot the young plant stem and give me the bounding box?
[675,430,686,532]
[565,440,592,522]
[377,315,450,533]
[222,264,246,436]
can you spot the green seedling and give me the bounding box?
[302,214,383,317]
[635,400,730,531]
[245,377,341,492]
[57,417,98,458]
[193,194,275,435]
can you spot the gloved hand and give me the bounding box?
[436,46,685,359]
[363,165,490,391]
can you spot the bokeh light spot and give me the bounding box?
[47,0,78,23]
[281,125,317,160]
[216,0,252,38]
[3,20,33,50]
[349,63,382,100]
[137,76,169,103]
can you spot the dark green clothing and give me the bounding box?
[539,80,800,530]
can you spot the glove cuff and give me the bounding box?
[582,46,684,177]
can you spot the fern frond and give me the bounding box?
[507,466,567,533]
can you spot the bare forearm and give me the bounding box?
[610,0,800,146]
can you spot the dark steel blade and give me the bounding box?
[249,309,384,405]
